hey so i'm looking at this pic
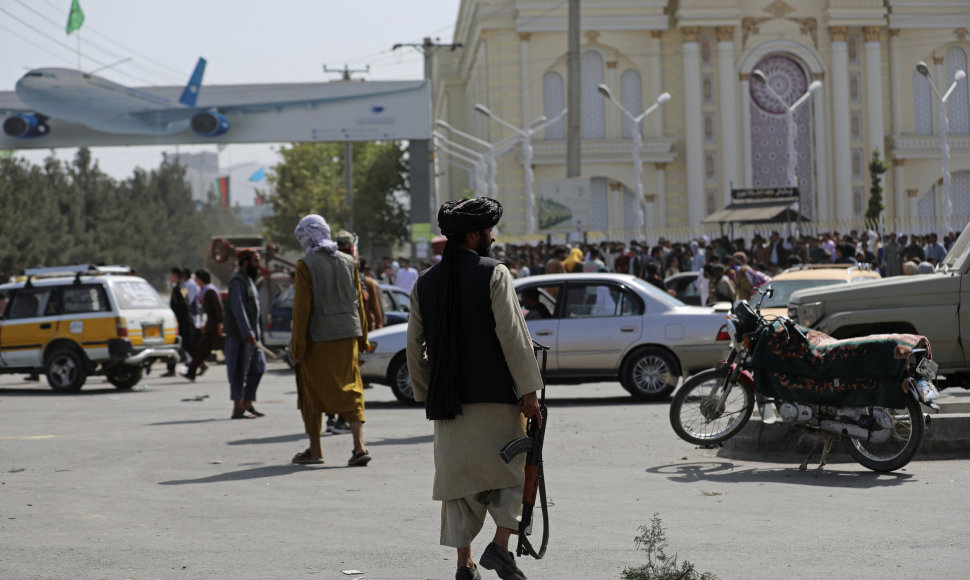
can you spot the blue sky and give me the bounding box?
[1,0,460,180]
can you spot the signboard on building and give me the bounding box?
[731,187,800,201]
[536,177,594,234]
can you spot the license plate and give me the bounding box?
[144,325,161,338]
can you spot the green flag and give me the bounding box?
[66,0,84,35]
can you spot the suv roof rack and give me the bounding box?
[23,264,132,288]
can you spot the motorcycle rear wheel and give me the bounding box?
[844,397,925,473]
[670,368,754,446]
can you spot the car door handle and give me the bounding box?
[39,323,51,329]
[535,330,553,336]
[620,326,637,332]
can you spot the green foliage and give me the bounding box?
[261,141,408,253]
[622,514,718,580]
[866,149,889,227]
[0,148,253,288]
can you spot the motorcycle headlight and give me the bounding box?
[794,301,824,327]
[726,319,741,349]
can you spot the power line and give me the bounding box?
[0,5,159,86]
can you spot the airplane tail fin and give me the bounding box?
[179,57,207,107]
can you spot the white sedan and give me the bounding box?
[360,273,730,404]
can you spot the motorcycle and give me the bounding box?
[669,287,940,472]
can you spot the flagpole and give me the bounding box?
[77,31,81,70]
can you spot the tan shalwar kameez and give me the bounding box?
[407,261,543,547]
[291,260,369,435]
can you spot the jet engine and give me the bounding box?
[3,113,50,138]
[190,111,230,137]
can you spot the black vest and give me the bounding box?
[417,251,518,406]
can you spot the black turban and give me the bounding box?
[437,197,503,237]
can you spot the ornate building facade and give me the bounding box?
[431,0,970,240]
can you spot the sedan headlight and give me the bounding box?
[792,301,824,327]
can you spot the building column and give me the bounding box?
[520,33,532,128]
[605,60,619,139]
[908,188,919,220]
[740,73,753,187]
[682,27,704,225]
[812,72,831,224]
[650,31,664,136]
[717,26,738,207]
[864,27,885,158]
[889,29,902,135]
[893,159,906,221]
[831,27,853,220]
[933,55,945,131]
[644,194,656,231]
[654,163,667,229]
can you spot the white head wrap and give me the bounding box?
[294,214,338,256]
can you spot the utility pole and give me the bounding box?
[323,64,370,232]
[323,64,370,81]
[566,0,581,177]
[392,37,462,255]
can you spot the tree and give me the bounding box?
[866,149,889,231]
[261,141,409,252]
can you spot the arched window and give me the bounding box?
[946,47,969,134]
[913,69,934,135]
[542,71,565,140]
[620,69,642,138]
[581,50,606,139]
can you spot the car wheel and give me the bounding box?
[106,365,143,390]
[620,347,679,401]
[387,352,419,406]
[45,348,87,392]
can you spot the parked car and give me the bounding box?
[788,222,970,388]
[756,263,880,317]
[361,272,730,405]
[0,264,180,391]
[264,282,411,361]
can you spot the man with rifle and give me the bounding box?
[407,197,544,580]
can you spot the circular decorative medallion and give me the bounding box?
[750,55,809,114]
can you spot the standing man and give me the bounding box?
[183,268,222,381]
[407,197,543,580]
[290,215,371,466]
[359,259,385,331]
[165,266,195,378]
[223,250,266,419]
[394,257,419,292]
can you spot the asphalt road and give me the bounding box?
[1,361,968,579]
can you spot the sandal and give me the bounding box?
[347,450,371,467]
[231,411,255,419]
[292,450,324,464]
[246,406,265,417]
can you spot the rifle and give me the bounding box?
[498,340,549,559]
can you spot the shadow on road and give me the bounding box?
[158,463,342,485]
[544,395,666,407]
[227,433,305,446]
[645,461,914,488]
[369,434,433,446]
[147,418,223,427]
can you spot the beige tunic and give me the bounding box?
[407,259,543,500]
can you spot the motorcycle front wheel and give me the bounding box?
[844,397,925,472]
[670,368,754,446]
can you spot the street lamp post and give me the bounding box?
[432,131,490,197]
[597,85,671,232]
[916,61,967,233]
[434,120,523,199]
[473,106,568,235]
[751,69,822,190]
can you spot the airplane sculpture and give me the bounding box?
[0,58,432,147]
[0,58,237,138]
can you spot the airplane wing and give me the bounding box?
[0,93,33,117]
[130,82,425,125]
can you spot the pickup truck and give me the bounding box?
[787,223,970,388]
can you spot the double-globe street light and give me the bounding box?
[474,105,569,235]
[916,61,967,233]
[597,84,671,232]
[751,69,822,190]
